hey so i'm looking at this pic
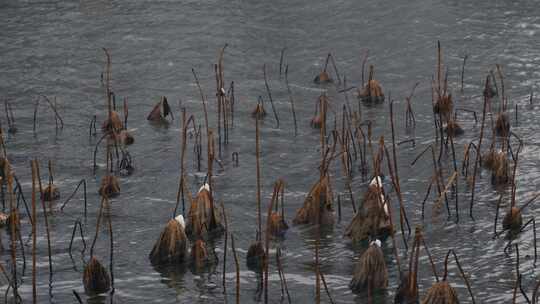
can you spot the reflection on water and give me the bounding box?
[154,263,187,291]
[87,294,108,304]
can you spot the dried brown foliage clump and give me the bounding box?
[5,210,19,233]
[246,241,265,272]
[433,94,453,119]
[482,148,509,185]
[483,150,500,170]
[444,120,464,136]
[491,152,509,185]
[358,65,385,103]
[314,53,339,84]
[111,129,134,146]
[101,111,123,133]
[266,179,288,238]
[268,212,288,238]
[99,175,120,197]
[42,184,60,201]
[190,239,209,270]
[482,149,497,170]
[147,96,173,123]
[83,257,111,295]
[310,114,322,129]
[421,248,475,304]
[358,80,385,103]
[359,80,384,98]
[0,212,8,227]
[293,175,334,226]
[395,227,429,304]
[185,187,223,238]
[0,157,7,180]
[344,185,392,242]
[395,272,418,304]
[149,219,188,265]
[495,113,510,136]
[502,206,522,231]
[421,281,459,304]
[314,70,332,84]
[349,243,388,293]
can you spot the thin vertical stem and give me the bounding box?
[497,64,506,111]
[231,234,240,304]
[215,64,222,160]
[263,64,280,128]
[103,48,112,118]
[449,134,459,222]
[7,163,18,302]
[264,181,276,304]
[276,247,291,303]
[34,160,53,288]
[285,65,298,136]
[48,160,54,213]
[256,116,262,239]
[191,69,210,143]
[315,239,320,304]
[31,161,37,303]
[437,41,442,96]
[320,273,335,304]
[361,50,369,88]
[107,204,115,293]
[279,47,286,79]
[470,78,489,219]
[123,97,128,129]
[328,53,342,85]
[90,197,106,258]
[221,203,228,293]
[389,100,411,236]
[461,55,468,93]
[383,146,407,263]
[33,97,39,134]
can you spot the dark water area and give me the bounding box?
[2,0,540,303]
